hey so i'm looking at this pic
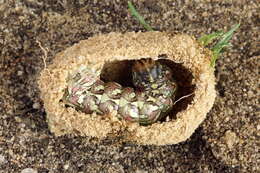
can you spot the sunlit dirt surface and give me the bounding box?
[0,0,258,172]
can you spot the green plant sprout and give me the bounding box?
[128,1,154,31]
[198,31,224,46]
[202,24,240,67]
[128,1,239,67]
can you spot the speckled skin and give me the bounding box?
[63,59,177,125]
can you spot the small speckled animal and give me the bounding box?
[62,59,177,125]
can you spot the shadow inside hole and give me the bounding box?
[100,57,195,122]
[100,60,135,87]
[158,59,195,121]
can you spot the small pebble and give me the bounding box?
[63,164,69,170]
[136,170,148,173]
[21,168,37,173]
[17,70,23,76]
[0,155,6,165]
[223,130,238,149]
[14,116,22,123]
[32,102,40,109]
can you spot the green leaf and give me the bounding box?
[198,31,224,46]
[128,1,154,31]
[210,23,240,67]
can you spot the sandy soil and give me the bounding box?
[0,0,258,172]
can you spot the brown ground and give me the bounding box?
[0,0,259,173]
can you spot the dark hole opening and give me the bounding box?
[100,56,195,122]
[62,55,195,123]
